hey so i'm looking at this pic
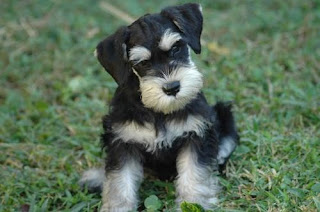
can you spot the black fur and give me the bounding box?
[86,3,239,210]
[213,102,240,172]
[161,4,203,53]
[96,3,203,86]
[97,2,238,185]
[101,93,239,180]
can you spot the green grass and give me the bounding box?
[1,0,319,211]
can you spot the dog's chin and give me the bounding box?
[139,65,203,114]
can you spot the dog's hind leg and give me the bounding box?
[213,102,239,172]
[79,168,105,193]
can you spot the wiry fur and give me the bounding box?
[175,144,220,209]
[79,168,105,193]
[101,159,143,212]
[112,115,209,152]
[81,3,239,212]
[129,46,151,64]
[139,64,203,114]
[159,29,182,51]
[217,137,237,165]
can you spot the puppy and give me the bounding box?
[81,3,239,212]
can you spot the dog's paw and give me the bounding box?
[79,168,105,193]
[217,136,237,165]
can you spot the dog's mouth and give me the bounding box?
[138,65,203,114]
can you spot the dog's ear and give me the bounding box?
[95,27,131,85]
[161,3,203,54]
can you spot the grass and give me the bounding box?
[0,0,319,211]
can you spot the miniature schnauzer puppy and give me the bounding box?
[80,3,239,212]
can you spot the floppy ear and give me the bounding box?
[95,27,131,85]
[161,3,203,54]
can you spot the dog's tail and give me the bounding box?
[79,168,105,193]
[213,101,239,172]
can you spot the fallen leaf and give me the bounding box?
[207,41,230,55]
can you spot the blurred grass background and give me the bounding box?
[0,0,319,211]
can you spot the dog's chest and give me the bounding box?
[112,115,209,152]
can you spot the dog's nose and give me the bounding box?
[162,81,180,96]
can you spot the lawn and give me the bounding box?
[0,0,319,211]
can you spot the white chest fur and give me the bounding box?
[112,115,210,152]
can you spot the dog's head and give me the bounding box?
[95,3,203,114]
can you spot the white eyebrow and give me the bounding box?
[129,46,151,63]
[159,29,182,51]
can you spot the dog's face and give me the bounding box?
[95,3,203,114]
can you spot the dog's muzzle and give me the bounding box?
[138,64,203,114]
[162,81,180,96]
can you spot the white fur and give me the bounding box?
[139,64,203,114]
[101,159,143,212]
[159,29,182,51]
[112,115,210,152]
[175,144,220,210]
[217,137,237,164]
[79,168,105,189]
[113,122,155,148]
[129,46,151,64]
[132,67,142,80]
[94,49,98,57]
[173,20,183,33]
[198,4,203,13]
[165,115,209,140]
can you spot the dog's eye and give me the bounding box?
[170,42,182,57]
[172,46,180,54]
[133,60,150,68]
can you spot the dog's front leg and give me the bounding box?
[175,141,220,210]
[101,144,143,212]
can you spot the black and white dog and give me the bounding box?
[81,3,239,211]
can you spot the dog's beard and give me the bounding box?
[139,64,203,114]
